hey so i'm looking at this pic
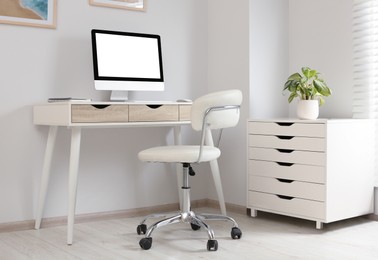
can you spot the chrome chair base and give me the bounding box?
[137,163,242,251]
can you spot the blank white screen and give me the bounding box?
[96,33,161,79]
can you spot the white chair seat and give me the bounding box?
[138,145,221,163]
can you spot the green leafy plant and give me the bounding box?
[283,67,332,106]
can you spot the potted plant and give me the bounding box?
[283,67,332,120]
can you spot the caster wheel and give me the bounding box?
[137,224,147,235]
[190,222,201,231]
[231,227,242,239]
[139,237,152,250]
[207,239,218,251]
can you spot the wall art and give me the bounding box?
[0,0,57,29]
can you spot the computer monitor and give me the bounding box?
[91,29,164,101]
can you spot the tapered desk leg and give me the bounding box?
[173,126,183,210]
[35,126,58,230]
[206,129,227,216]
[67,127,82,245]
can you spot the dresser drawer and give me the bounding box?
[129,104,179,122]
[249,176,325,201]
[248,191,325,219]
[249,147,325,166]
[71,104,129,123]
[248,160,325,183]
[248,134,325,152]
[248,121,325,137]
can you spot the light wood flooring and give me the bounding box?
[1,208,378,259]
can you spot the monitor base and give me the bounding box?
[110,90,129,101]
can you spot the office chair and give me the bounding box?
[136,89,243,251]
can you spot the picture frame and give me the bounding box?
[0,0,57,29]
[89,0,146,12]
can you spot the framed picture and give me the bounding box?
[89,0,146,12]
[0,0,57,29]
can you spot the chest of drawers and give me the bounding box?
[247,119,374,229]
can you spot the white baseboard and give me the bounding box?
[367,214,378,221]
[0,199,246,233]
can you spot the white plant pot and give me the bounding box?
[297,100,319,120]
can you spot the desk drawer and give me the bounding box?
[248,191,325,219]
[248,134,325,151]
[248,160,325,183]
[71,104,128,123]
[249,147,325,166]
[249,176,325,201]
[249,121,325,137]
[129,104,179,122]
[179,105,191,121]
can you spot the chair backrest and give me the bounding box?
[191,89,242,131]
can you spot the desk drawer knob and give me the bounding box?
[147,105,163,109]
[91,105,110,109]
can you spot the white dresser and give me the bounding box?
[247,119,374,229]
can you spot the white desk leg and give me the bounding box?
[205,129,227,215]
[35,126,58,230]
[173,126,183,210]
[67,127,82,245]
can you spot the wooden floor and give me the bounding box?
[1,208,378,259]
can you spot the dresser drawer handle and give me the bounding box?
[276,122,294,126]
[276,135,294,140]
[91,105,110,109]
[276,149,294,153]
[276,162,294,167]
[276,178,294,183]
[147,105,163,109]
[276,195,294,200]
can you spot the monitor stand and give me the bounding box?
[110,90,129,101]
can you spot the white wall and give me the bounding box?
[249,0,290,119]
[289,0,354,118]
[213,0,291,207]
[206,0,250,206]
[0,0,209,224]
[248,0,354,120]
[205,0,290,208]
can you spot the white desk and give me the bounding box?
[33,101,191,245]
